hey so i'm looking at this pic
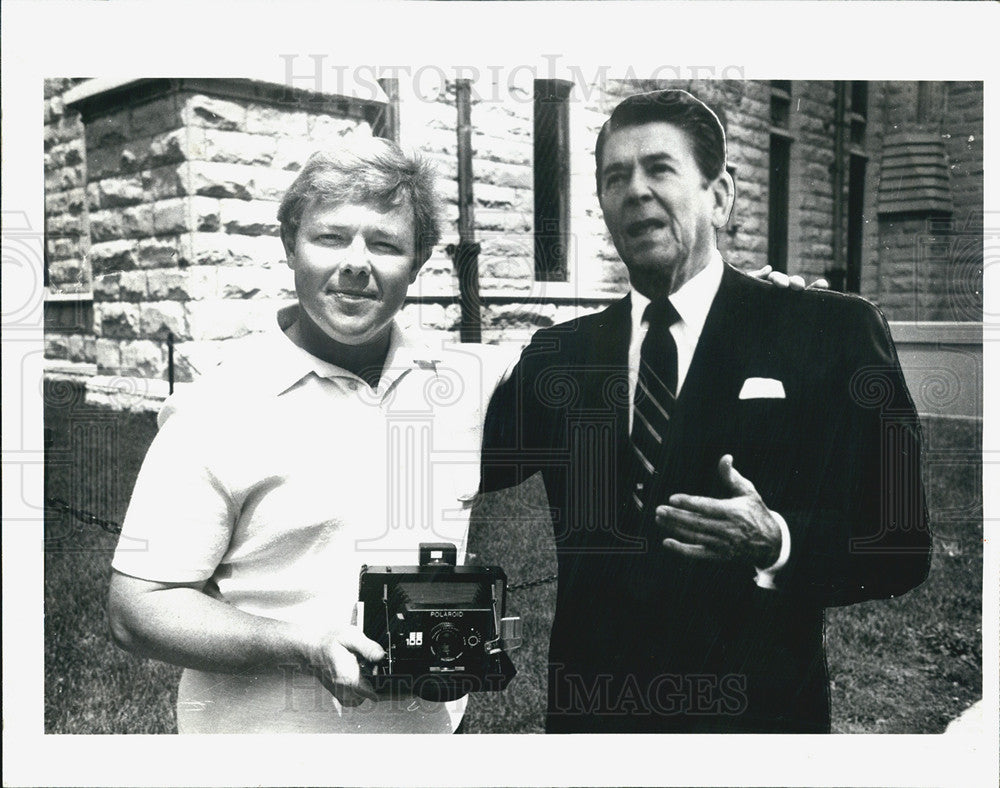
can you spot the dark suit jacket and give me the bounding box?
[481,264,931,733]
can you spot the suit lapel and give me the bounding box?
[656,265,753,497]
[584,293,633,445]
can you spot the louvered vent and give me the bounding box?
[877,132,953,216]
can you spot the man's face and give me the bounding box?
[286,199,418,349]
[598,121,732,298]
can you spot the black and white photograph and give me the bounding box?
[3,2,996,786]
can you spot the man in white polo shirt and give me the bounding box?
[108,136,490,733]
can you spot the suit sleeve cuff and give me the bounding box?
[754,511,791,590]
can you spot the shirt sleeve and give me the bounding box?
[111,407,236,584]
[753,510,791,590]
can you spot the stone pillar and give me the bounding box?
[65,78,387,385]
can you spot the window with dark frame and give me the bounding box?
[846,81,869,294]
[533,80,572,282]
[768,81,793,274]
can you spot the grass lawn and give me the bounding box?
[43,381,981,734]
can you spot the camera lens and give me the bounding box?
[430,623,464,662]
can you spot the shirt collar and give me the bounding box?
[629,250,724,333]
[264,305,437,396]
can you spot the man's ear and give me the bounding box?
[710,170,735,230]
[282,234,297,269]
[409,256,426,285]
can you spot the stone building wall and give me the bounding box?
[871,81,983,321]
[43,78,93,368]
[44,79,90,294]
[59,79,378,385]
[42,77,983,396]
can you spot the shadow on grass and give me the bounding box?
[43,381,981,734]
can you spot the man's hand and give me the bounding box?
[655,454,782,567]
[297,623,385,707]
[749,264,829,291]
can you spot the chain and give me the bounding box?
[43,498,558,589]
[507,574,558,592]
[45,497,122,535]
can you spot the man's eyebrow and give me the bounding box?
[602,151,676,174]
[309,221,352,232]
[601,160,630,175]
[367,227,407,240]
[639,152,677,165]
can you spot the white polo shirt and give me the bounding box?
[113,307,501,733]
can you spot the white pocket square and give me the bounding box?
[738,377,786,400]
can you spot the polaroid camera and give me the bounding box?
[358,543,521,702]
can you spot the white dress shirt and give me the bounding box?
[626,253,791,587]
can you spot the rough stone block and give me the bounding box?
[117,140,147,174]
[180,94,247,131]
[137,236,184,268]
[186,298,277,340]
[147,128,189,168]
[49,187,88,216]
[476,208,532,234]
[97,302,141,338]
[100,176,146,208]
[475,136,532,168]
[404,302,461,332]
[192,196,222,232]
[122,205,156,238]
[473,159,532,190]
[144,165,187,201]
[420,151,458,181]
[45,165,85,192]
[147,266,219,301]
[189,232,282,266]
[173,339,227,381]
[119,271,149,301]
[140,301,189,339]
[84,143,121,180]
[49,236,84,261]
[95,338,122,372]
[92,272,121,301]
[90,240,138,274]
[130,95,181,138]
[47,260,85,289]
[484,303,558,331]
[307,113,362,142]
[246,167,296,201]
[153,198,189,235]
[120,339,167,379]
[475,103,532,140]
[43,125,59,152]
[479,254,536,282]
[273,137,322,172]
[45,334,71,360]
[86,183,102,212]
[245,105,310,138]
[46,212,87,238]
[86,111,129,150]
[218,265,294,299]
[474,183,523,210]
[188,160,254,200]
[220,199,280,236]
[198,128,277,166]
[411,267,458,298]
[63,141,84,168]
[66,334,96,364]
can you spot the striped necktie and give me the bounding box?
[630,298,680,512]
